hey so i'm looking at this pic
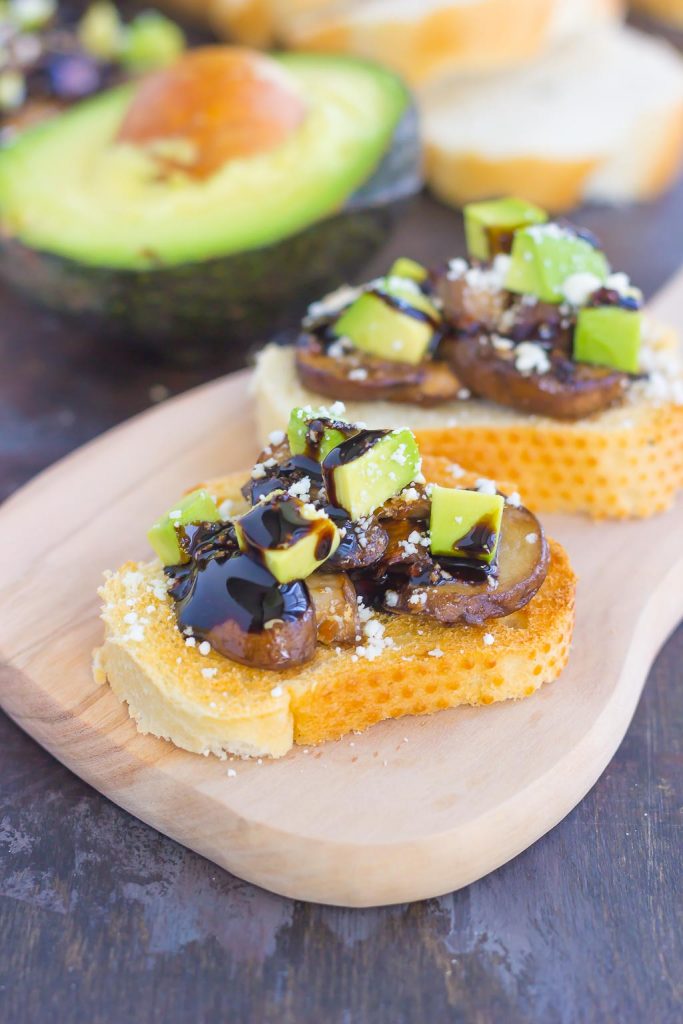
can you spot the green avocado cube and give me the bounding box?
[573,306,642,374]
[333,277,440,366]
[235,495,340,583]
[464,197,547,261]
[78,2,123,61]
[429,485,504,565]
[148,488,220,566]
[505,224,609,304]
[122,11,185,72]
[287,407,350,462]
[389,256,428,284]
[322,427,420,520]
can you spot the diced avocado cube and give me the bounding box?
[148,488,220,566]
[430,485,504,565]
[505,224,609,304]
[235,495,340,583]
[389,256,428,284]
[78,2,123,61]
[464,197,548,262]
[287,407,350,462]
[573,306,642,374]
[323,427,420,520]
[122,11,185,73]
[334,277,440,365]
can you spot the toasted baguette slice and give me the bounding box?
[422,25,683,211]
[631,0,683,28]
[94,462,576,759]
[162,0,622,82]
[253,320,683,519]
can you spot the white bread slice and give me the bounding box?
[94,463,576,759]
[252,318,683,519]
[630,0,683,28]
[422,25,683,210]
[161,0,622,82]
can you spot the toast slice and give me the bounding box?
[162,0,622,83]
[253,319,683,519]
[422,25,683,210]
[94,458,576,759]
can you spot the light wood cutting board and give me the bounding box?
[1,273,682,908]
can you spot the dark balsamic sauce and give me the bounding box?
[370,287,442,331]
[175,553,310,636]
[302,417,358,460]
[242,453,324,504]
[450,514,498,562]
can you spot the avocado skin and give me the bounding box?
[0,105,420,357]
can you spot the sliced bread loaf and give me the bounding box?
[422,25,683,210]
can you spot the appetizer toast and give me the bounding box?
[95,428,575,760]
[254,200,683,519]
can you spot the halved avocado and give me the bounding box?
[0,51,420,352]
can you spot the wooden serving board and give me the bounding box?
[2,275,682,908]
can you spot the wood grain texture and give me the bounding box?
[1,181,682,1017]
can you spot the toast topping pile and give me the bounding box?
[148,409,549,671]
[0,2,185,142]
[294,197,683,420]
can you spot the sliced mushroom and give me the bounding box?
[376,519,432,577]
[436,275,508,331]
[175,553,316,669]
[324,506,389,571]
[386,505,549,626]
[445,335,627,420]
[377,484,431,522]
[307,571,359,646]
[296,334,461,406]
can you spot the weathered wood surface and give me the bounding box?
[1,184,682,1017]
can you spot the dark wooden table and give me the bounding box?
[2,183,682,1022]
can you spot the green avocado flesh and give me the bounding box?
[574,305,642,374]
[0,55,410,269]
[323,428,420,521]
[505,224,608,304]
[235,496,340,583]
[464,197,547,262]
[429,485,504,565]
[148,488,220,566]
[334,277,439,365]
[287,407,350,462]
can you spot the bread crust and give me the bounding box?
[95,465,576,758]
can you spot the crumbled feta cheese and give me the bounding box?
[288,476,311,500]
[123,611,138,625]
[348,367,368,381]
[307,284,361,319]
[428,648,444,658]
[330,401,346,416]
[251,462,267,480]
[514,342,551,376]
[227,768,237,777]
[408,591,427,606]
[476,477,497,495]
[483,633,495,646]
[391,444,407,465]
[185,636,196,648]
[268,429,285,446]
[198,640,211,656]
[457,387,472,400]
[270,685,284,698]
[561,271,602,306]
[506,491,522,508]
[201,667,217,679]
[446,257,467,280]
[218,498,234,520]
[525,532,538,544]
[385,590,399,608]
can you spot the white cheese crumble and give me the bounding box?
[227,768,237,777]
[268,429,285,446]
[525,533,538,544]
[428,648,444,658]
[287,476,311,500]
[348,367,368,381]
[561,271,602,307]
[506,491,522,508]
[385,590,399,608]
[270,685,284,698]
[307,283,361,319]
[251,462,267,480]
[476,477,497,495]
[185,636,196,648]
[201,667,217,679]
[514,341,551,376]
[457,387,472,400]
[483,633,495,646]
[218,498,234,521]
[198,640,211,656]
